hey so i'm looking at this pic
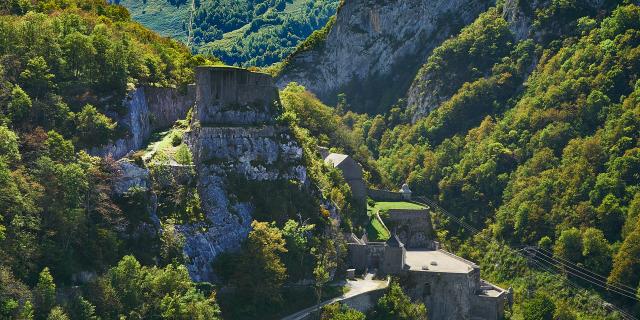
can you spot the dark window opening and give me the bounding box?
[423,283,431,297]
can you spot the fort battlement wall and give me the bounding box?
[183,67,307,281]
[193,66,280,126]
[382,208,434,249]
[367,188,405,202]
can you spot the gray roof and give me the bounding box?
[348,233,363,245]
[324,153,350,167]
[360,233,369,244]
[386,234,404,248]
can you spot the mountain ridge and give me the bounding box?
[275,0,494,114]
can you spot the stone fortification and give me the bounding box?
[367,188,405,202]
[193,67,280,126]
[384,208,434,249]
[183,66,307,281]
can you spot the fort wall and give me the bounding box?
[193,66,280,126]
[384,209,434,248]
[367,188,405,201]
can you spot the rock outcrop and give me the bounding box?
[276,0,493,114]
[501,0,608,42]
[184,67,307,281]
[91,85,195,159]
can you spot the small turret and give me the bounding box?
[382,231,406,274]
[399,183,412,200]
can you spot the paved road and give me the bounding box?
[281,274,389,320]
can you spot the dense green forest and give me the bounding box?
[281,1,640,318]
[3,0,640,319]
[0,2,422,319]
[117,0,340,66]
[0,0,224,318]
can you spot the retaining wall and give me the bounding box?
[367,188,404,201]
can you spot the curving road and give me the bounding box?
[281,274,389,320]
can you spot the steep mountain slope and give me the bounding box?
[373,2,640,317]
[275,0,494,114]
[406,0,617,122]
[113,0,192,42]
[0,1,223,318]
[276,0,640,317]
[117,0,340,66]
[0,2,355,319]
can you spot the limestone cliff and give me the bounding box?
[405,0,614,123]
[184,67,307,281]
[501,0,608,41]
[90,85,195,159]
[275,0,493,114]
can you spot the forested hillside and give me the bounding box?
[117,0,340,66]
[3,0,640,319]
[280,1,640,318]
[0,1,222,318]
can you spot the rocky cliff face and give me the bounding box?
[405,0,613,123]
[91,85,195,159]
[276,0,493,114]
[184,67,307,281]
[501,0,607,41]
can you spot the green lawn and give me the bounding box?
[367,215,390,241]
[364,200,426,241]
[371,201,426,212]
[140,124,192,165]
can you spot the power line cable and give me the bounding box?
[412,196,638,319]
[526,250,639,302]
[535,245,638,294]
[528,248,639,298]
[526,258,636,320]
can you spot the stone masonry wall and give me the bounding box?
[402,269,478,320]
[193,67,279,125]
[384,209,434,248]
[184,66,308,281]
[367,188,405,202]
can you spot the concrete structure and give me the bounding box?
[367,187,406,202]
[183,66,308,281]
[193,66,279,126]
[384,208,435,249]
[383,234,406,274]
[346,269,356,280]
[346,233,405,275]
[402,249,509,320]
[399,183,412,200]
[346,236,510,320]
[323,152,367,207]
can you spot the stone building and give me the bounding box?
[184,66,307,281]
[345,235,510,320]
[322,152,367,207]
[346,233,406,275]
[402,248,509,320]
[399,183,412,200]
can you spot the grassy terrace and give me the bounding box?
[365,200,427,241]
[133,120,192,165]
[370,201,426,213]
